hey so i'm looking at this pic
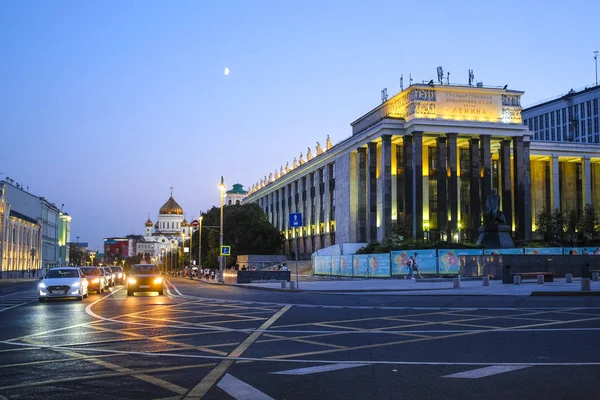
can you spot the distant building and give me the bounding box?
[522,85,599,143]
[103,238,129,265]
[58,212,72,266]
[0,179,67,277]
[225,184,248,205]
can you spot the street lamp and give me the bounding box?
[181,231,185,269]
[198,215,203,268]
[89,251,95,266]
[595,51,599,87]
[218,176,226,283]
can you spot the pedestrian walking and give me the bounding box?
[410,253,423,279]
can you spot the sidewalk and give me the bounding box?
[211,276,600,296]
[0,278,37,285]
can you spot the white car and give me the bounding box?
[38,267,89,302]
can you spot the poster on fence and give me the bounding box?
[390,250,437,276]
[339,255,354,277]
[367,254,391,277]
[352,255,369,277]
[563,247,600,255]
[438,249,483,274]
[313,255,331,275]
[524,248,563,255]
[483,248,524,255]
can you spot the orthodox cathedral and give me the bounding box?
[138,189,191,259]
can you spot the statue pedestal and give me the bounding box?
[476,224,514,248]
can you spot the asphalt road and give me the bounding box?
[0,278,599,400]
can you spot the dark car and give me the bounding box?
[79,266,107,294]
[127,264,164,296]
[110,266,125,285]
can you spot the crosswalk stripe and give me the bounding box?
[272,363,370,375]
[217,373,274,400]
[443,365,530,379]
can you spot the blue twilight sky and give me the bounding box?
[1,0,599,251]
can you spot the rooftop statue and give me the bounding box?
[326,135,332,150]
[316,142,323,155]
[293,157,298,168]
[268,172,273,182]
[280,165,284,175]
[275,170,279,180]
[299,152,305,165]
[285,162,290,173]
[307,147,313,160]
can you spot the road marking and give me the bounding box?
[217,373,274,400]
[443,365,531,378]
[272,363,370,375]
[184,305,292,400]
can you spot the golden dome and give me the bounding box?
[181,219,189,227]
[145,218,153,227]
[159,196,184,215]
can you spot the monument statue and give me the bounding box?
[280,165,284,175]
[285,162,290,173]
[326,135,332,150]
[268,172,273,182]
[299,152,305,165]
[275,170,279,180]
[307,147,313,160]
[316,142,323,155]
[485,188,505,224]
[293,157,298,168]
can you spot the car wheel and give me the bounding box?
[39,297,46,302]
[127,290,133,296]
[158,290,164,296]
[77,295,83,301]
[83,292,88,299]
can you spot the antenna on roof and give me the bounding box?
[400,74,404,91]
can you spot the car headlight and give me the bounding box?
[128,277,137,284]
[153,277,163,285]
[91,278,99,284]
[71,281,81,288]
[118,273,123,278]
[38,282,46,289]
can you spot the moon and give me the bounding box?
[224,67,230,76]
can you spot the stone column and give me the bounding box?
[513,136,532,240]
[323,165,331,247]
[403,135,414,229]
[480,135,492,203]
[297,177,305,255]
[413,132,424,240]
[436,136,448,235]
[381,135,392,240]
[583,156,592,208]
[500,139,513,229]
[469,138,481,238]
[357,147,367,243]
[367,142,378,243]
[306,175,313,254]
[551,155,560,211]
[447,133,458,238]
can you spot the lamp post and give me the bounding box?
[595,51,599,87]
[198,215,203,268]
[181,232,185,269]
[89,251,95,266]
[218,176,226,283]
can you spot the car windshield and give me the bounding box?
[80,268,100,276]
[46,269,79,279]
[110,267,123,273]
[131,265,160,275]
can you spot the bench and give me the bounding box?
[511,272,554,282]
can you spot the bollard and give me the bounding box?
[289,281,297,289]
[453,277,461,288]
[482,276,490,286]
[513,275,522,285]
[281,281,287,289]
[565,273,573,283]
[581,278,591,291]
[537,275,544,284]
[592,272,599,282]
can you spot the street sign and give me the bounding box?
[191,220,199,228]
[220,245,231,256]
[289,212,303,227]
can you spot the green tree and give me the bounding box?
[390,214,413,241]
[68,243,84,266]
[535,208,554,242]
[552,208,566,242]
[582,204,599,239]
[192,203,284,269]
[565,209,582,242]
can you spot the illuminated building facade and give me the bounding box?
[244,83,600,257]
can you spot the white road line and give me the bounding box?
[217,373,274,400]
[0,302,30,313]
[272,363,370,375]
[443,365,530,379]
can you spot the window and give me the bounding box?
[557,110,562,125]
[534,116,538,132]
[587,101,592,118]
[551,112,555,127]
[428,146,439,174]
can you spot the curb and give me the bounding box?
[530,291,600,296]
